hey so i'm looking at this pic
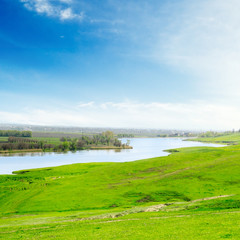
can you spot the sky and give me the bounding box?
[0,0,240,130]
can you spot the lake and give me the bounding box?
[0,138,223,174]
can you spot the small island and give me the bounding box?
[0,130,132,154]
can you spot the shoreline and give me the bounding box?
[0,139,222,175]
[0,146,133,155]
[88,146,133,150]
[0,149,43,154]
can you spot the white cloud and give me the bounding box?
[60,8,84,21]
[20,0,83,21]
[1,101,240,130]
[60,8,73,20]
[155,0,240,99]
[77,101,95,108]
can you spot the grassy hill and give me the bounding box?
[189,132,240,145]
[1,143,240,239]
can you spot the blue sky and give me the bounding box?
[1,0,240,130]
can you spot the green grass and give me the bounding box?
[32,131,96,138]
[2,144,240,238]
[0,136,61,145]
[1,209,240,239]
[0,137,8,142]
[30,137,62,145]
[190,132,240,144]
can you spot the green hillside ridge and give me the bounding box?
[1,140,240,238]
[189,132,240,145]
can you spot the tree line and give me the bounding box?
[0,137,53,151]
[117,134,134,138]
[0,130,32,137]
[58,131,129,151]
[0,132,130,152]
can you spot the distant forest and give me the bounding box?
[117,134,134,138]
[0,131,130,152]
[0,130,32,137]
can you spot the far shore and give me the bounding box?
[89,146,133,150]
[0,149,43,154]
[0,146,133,155]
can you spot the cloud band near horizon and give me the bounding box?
[0,101,239,131]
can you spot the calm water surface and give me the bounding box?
[0,138,223,174]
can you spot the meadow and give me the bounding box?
[190,132,240,145]
[1,138,240,239]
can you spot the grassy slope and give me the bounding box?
[190,132,240,144]
[1,144,240,238]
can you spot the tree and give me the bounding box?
[102,131,114,138]
[62,141,69,151]
[69,142,76,151]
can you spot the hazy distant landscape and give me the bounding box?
[0,123,198,138]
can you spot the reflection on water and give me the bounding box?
[1,152,45,157]
[0,138,224,175]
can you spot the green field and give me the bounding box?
[29,137,62,145]
[0,137,8,142]
[1,140,240,239]
[189,132,240,145]
[0,136,61,145]
[32,131,96,138]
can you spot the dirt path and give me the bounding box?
[2,194,233,230]
[191,194,235,203]
[0,194,236,233]
[71,194,235,222]
[142,194,234,212]
[93,210,240,224]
